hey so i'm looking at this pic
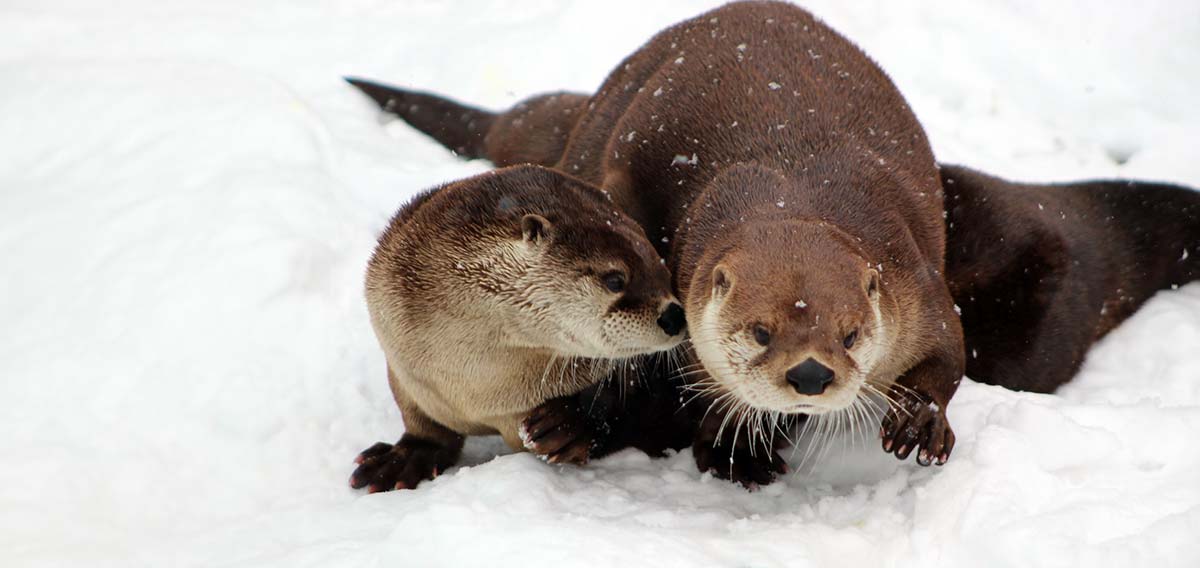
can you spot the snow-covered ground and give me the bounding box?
[2,1,1199,566]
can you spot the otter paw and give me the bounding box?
[520,398,596,465]
[693,440,788,489]
[348,437,453,492]
[880,390,955,466]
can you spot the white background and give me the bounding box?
[2,1,1199,566]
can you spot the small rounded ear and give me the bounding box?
[865,268,880,299]
[521,214,552,244]
[712,265,733,300]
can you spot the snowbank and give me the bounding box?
[1,1,1197,566]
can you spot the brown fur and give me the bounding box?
[345,77,585,168]
[349,4,1200,488]
[349,164,684,492]
[349,2,966,485]
[942,165,1200,393]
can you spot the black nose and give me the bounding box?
[786,358,835,395]
[656,302,686,336]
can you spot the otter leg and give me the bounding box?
[349,368,464,492]
[572,360,697,459]
[691,402,789,489]
[880,354,962,466]
[515,396,597,465]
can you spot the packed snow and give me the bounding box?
[2,1,1199,566]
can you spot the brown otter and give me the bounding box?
[942,165,1200,393]
[350,164,686,492]
[347,83,1200,410]
[345,77,586,170]
[348,1,966,485]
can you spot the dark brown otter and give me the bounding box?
[345,77,585,169]
[941,165,1200,393]
[348,74,1200,395]
[349,1,966,486]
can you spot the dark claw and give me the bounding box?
[522,398,595,466]
[880,387,955,466]
[348,436,454,492]
[694,442,785,489]
[355,441,393,465]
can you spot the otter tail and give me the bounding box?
[345,77,496,160]
[1088,180,1200,291]
[941,164,1200,393]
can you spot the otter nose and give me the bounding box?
[786,358,835,395]
[656,302,686,336]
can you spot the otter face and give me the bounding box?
[689,223,889,414]
[518,213,685,359]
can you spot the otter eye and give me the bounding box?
[843,330,859,349]
[601,271,627,293]
[753,325,771,346]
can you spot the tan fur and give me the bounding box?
[347,2,966,477]
[365,164,682,452]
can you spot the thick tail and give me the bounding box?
[942,165,1200,299]
[345,76,497,159]
[1088,179,1200,290]
[940,164,1200,393]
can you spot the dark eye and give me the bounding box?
[753,325,771,346]
[843,330,859,349]
[602,271,627,293]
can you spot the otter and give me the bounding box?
[348,1,965,486]
[941,165,1200,393]
[350,164,685,492]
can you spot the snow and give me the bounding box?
[2,1,1199,566]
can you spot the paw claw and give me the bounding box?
[523,398,596,465]
[349,438,453,493]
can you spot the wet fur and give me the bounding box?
[942,165,1200,393]
[350,2,965,481]
[354,164,681,491]
[347,1,1200,482]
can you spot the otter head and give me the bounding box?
[689,220,889,414]
[497,166,685,358]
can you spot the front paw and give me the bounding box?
[693,438,787,489]
[880,388,955,466]
[348,436,456,492]
[519,398,597,465]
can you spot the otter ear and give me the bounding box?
[865,268,880,299]
[521,214,552,245]
[712,265,733,300]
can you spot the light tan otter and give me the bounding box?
[349,164,685,492]
[347,1,964,487]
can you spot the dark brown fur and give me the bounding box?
[350,2,966,485]
[345,77,585,168]
[942,165,1200,393]
[349,2,1200,487]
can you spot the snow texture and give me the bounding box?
[2,1,1199,566]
